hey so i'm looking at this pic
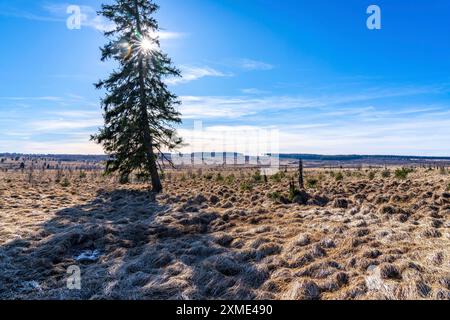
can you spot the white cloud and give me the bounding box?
[178,85,447,120]
[0,139,103,155]
[238,59,274,71]
[168,66,231,85]
[4,4,185,38]
[0,96,63,102]
[157,31,186,40]
[30,119,101,132]
[1,85,449,156]
[241,88,270,95]
[172,115,450,156]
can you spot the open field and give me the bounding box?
[0,166,449,300]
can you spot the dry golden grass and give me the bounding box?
[0,167,449,300]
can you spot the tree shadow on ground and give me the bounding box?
[0,189,270,300]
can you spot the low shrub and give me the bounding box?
[252,171,263,183]
[395,168,414,180]
[61,178,70,188]
[268,191,282,201]
[225,174,236,184]
[215,173,224,182]
[270,171,285,182]
[240,181,253,191]
[306,178,318,189]
[335,172,344,181]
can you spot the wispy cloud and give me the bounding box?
[174,82,450,156]
[30,109,102,132]
[238,59,274,71]
[175,114,450,156]
[1,3,185,38]
[0,139,103,155]
[168,66,231,85]
[0,95,103,154]
[179,85,443,120]
[0,96,63,102]
[241,88,270,95]
[157,31,186,40]
[30,119,101,132]
[44,4,187,38]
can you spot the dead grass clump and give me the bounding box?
[320,272,349,292]
[378,204,398,215]
[320,238,336,248]
[333,198,349,208]
[287,253,314,269]
[293,234,311,247]
[215,233,234,247]
[379,263,402,280]
[255,243,282,260]
[210,255,242,276]
[284,279,321,300]
[311,244,326,258]
[363,249,382,259]
[422,228,442,238]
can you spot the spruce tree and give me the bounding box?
[92,0,182,193]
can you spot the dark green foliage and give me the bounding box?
[288,180,300,202]
[306,177,318,189]
[368,171,376,180]
[92,0,182,193]
[61,178,70,188]
[395,167,414,180]
[119,172,130,184]
[335,172,344,181]
[215,173,224,182]
[240,181,253,191]
[268,191,281,201]
[252,171,262,183]
[270,171,285,182]
[225,174,236,185]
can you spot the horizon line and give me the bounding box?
[2,152,450,159]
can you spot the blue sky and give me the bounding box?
[0,0,450,155]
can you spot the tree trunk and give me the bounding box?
[133,0,163,193]
[298,159,304,190]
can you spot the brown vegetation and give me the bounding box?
[0,166,449,300]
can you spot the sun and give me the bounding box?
[139,37,157,54]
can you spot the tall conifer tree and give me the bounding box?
[93,0,182,193]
